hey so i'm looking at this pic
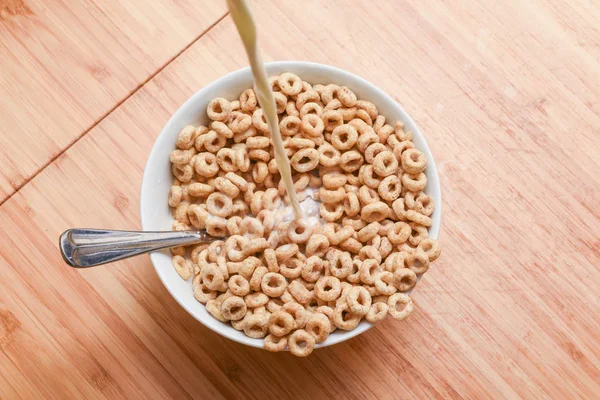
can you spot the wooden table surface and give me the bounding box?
[1,0,599,398]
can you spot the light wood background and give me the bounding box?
[1,0,599,398]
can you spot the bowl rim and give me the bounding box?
[140,60,441,349]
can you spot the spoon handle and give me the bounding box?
[59,228,219,268]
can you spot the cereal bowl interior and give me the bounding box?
[140,61,441,350]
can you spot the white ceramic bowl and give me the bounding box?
[140,61,441,349]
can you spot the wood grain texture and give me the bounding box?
[1,0,599,398]
[0,0,227,201]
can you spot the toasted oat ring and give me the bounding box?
[402,172,427,192]
[387,293,414,321]
[408,222,429,247]
[305,313,331,344]
[322,173,347,190]
[356,100,378,120]
[384,252,409,272]
[345,286,371,315]
[339,150,364,173]
[357,133,378,153]
[243,314,269,338]
[280,257,303,279]
[262,188,281,211]
[279,115,301,136]
[187,182,213,197]
[215,148,238,172]
[359,259,380,285]
[332,303,361,331]
[239,217,264,239]
[378,175,402,201]
[414,194,434,216]
[288,329,315,357]
[187,204,208,229]
[207,98,231,122]
[300,102,323,118]
[194,152,219,177]
[374,271,397,296]
[373,151,398,177]
[225,235,248,262]
[328,250,353,279]
[206,192,233,218]
[168,185,183,207]
[377,124,394,144]
[268,310,296,337]
[211,121,233,139]
[322,109,344,132]
[275,243,299,263]
[288,219,312,244]
[392,139,415,160]
[288,280,312,304]
[387,221,411,244]
[234,147,251,172]
[264,334,287,352]
[337,86,357,107]
[229,112,252,135]
[246,136,270,149]
[200,263,224,290]
[320,202,344,222]
[245,292,269,309]
[273,91,287,113]
[206,240,224,263]
[406,210,432,227]
[393,268,417,292]
[319,187,346,204]
[417,239,441,262]
[302,256,325,282]
[296,90,320,109]
[240,88,258,112]
[407,249,430,274]
[206,217,227,237]
[401,148,427,174]
[251,108,269,133]
[193,277,216,304]
[365,302,388,323]
[288,137,315,150]
[318,143,341,167]
[342,192,360,217]
[358,185,380,205]
[392,198,407,221]
[228,275,250,296]
[320,84,339,105]
[283,302,309,328]
[214,177,240,198]
[331,124,358,151]
[330,225,355,246]
[252,161,268,184]
[278,72,303,96]
[314,276,342,301]
[171,255,192,280]
[357,221,380,243]
[359,164,381,189]
[359,245,382,264]
[286,99,299,116]
[261,272,288,297]
[291,148,320,172]
[305,234,329,258]
[169,149,193,165]
[221,296,247,321]
[301,114,325,138]
[361,201,390,222]
[364,143,387,164]
[248,266,268,292]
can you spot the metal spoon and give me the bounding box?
[59,228,222,268]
